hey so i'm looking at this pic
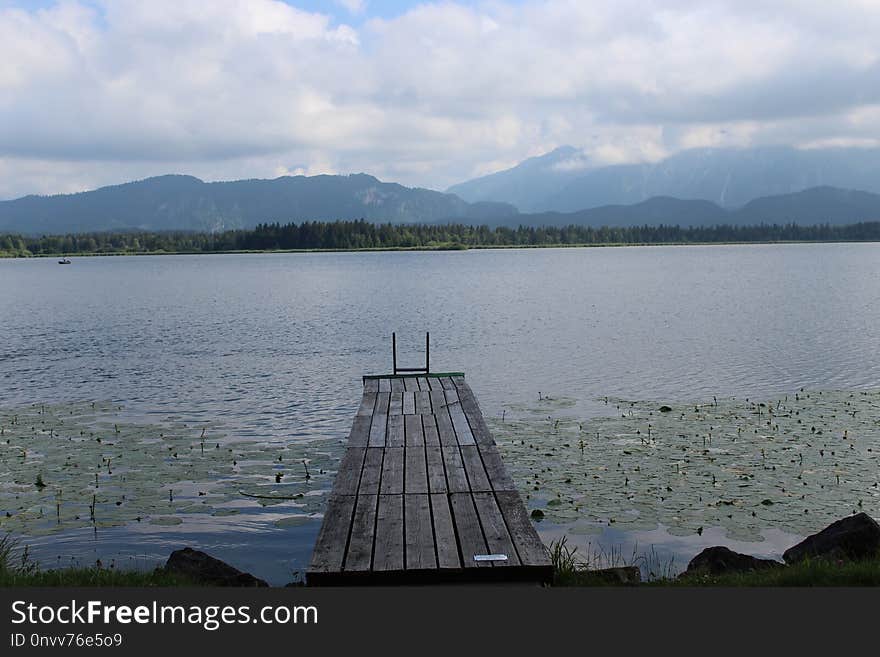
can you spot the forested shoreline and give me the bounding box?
[3,219,880,257]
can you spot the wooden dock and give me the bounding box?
[307,374,552,585]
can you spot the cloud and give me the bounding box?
[1,0,879,198]
[335,0,366,15]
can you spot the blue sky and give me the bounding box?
[291,1,435,21]
[1,0,879,198]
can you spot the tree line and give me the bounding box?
[3,219,880,257]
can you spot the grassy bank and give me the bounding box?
[0,568,198,587]
[5,533,879,587]
[549,538,880,587]
[552,558,880,587]
[0,534,197,586]
[7,559,879,587]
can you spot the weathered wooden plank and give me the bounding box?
[375,391,391,412]
[460,445,491,492]
[358,448,383,495]
[434,408,458,447]
[347,415,371,448]
[405,445,428,494]
[344,494,377,572]
[405,493,436,570]
[442,446,470,493]
[403,377,419,391]
[422,415,441,447]
[425,445,447,493]
[429,390,447,414]
[378,378,391,393]
[477,444,517,491]
[443,388,460,403]
[403,392,416,415]
[414,390,432,415]
[404,415,424,447]
[389,392,403,415]
[369,412,387,447]
[456,383,496,446]
[373,494,404,572]
[472,492,520,566]
[333,447,366,496]
[416,377,430,390]
[447,396,475,445]
[379,447,404,494]
[368,392,389,448]
[495,491,551,567]
[357,392,377,416]
[450,493,490,567]
[364,379,379,393]
[390,378,404,393]
[431,494,460,569]
[309,495,356,573]
[439,377,456,390]
[386,414,405,447]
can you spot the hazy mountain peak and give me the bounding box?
[447,145,591,212]
[450,144,880,212]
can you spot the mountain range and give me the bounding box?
[480,186,880,229]
[448,145,880,212]
[0,173,517,235]
[3,145,880,235]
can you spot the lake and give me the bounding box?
[2,243,880,583]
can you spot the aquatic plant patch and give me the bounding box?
[489,390,880,541]
[0,402,339,537]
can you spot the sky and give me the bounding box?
[1,0,879,199]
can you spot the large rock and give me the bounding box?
[783,513,880,564]
[164,548,269,587]
[586,566,641,585]
[682,546,782,577]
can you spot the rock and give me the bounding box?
[164,547,269,587]
[783,513,880,564]
[682,546,782,577]
[530,509,545,520]
[586,566,641,585]
[658,405,673,413]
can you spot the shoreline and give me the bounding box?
[3,238,880,259]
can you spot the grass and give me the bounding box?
[0,532,198,586]
[670,558,880,587]
[5,531,878,587]
[0,568,200,587]
[549,537,880,586]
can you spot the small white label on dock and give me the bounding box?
[473,554,508,562]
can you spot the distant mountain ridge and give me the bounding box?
[449,145,880,212]
[480,186,880,229]
[3,170,880,237]
[0,173,518,235]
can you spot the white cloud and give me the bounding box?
[335,0,366,15]
[1,0,879,198]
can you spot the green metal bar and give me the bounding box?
[362,372,464,383]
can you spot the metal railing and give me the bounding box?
[392,332,429,375]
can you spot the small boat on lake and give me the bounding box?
[58,258,71,264]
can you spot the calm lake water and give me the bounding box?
[2,244,880,582]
